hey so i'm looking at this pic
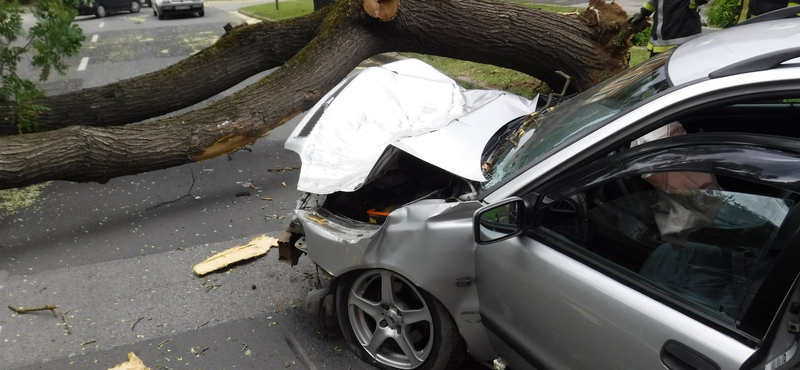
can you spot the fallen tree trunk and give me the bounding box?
[0,0,645,189]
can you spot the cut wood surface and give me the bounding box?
[107,352,151,370]
[193,235,278,276]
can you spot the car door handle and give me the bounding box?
[660,340,720,370]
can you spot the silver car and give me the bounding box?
[152,0,203,19]
[282,12,800,370]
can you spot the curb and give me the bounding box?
[237,10,275,22]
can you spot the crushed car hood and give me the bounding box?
[285,58,538,194]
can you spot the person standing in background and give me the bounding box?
[630,0,707,56]
[734,0,798,24]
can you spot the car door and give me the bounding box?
[107,0,129,12]
[474,136,800,370]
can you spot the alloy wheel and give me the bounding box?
[347,270,434,369]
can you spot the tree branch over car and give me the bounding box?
[0,0,647,190]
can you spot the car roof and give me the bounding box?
[667,18,800,86]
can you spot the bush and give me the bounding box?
[707,0,739,28]
[631,27,651,47]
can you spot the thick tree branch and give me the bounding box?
[377,0,645,91]
[0,0,641,189]
[0,10,328,136]
[0,0,380,189]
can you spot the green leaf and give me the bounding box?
[0,0,84,133]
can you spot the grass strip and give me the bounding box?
[241,1,653,94]
[240,0,314,21]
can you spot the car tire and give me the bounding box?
[198,10,204,16]
[130,1,140,13]
[336,269,467,370]
[157,10,164,19]
[95,5,106,17]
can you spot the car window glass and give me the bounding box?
[482,52,672,190]
[538,172,793,324]
[670,96,800,139]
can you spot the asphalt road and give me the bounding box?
[0,3,410,370]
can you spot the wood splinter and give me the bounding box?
[8,304,59,317]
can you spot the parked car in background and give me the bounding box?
[282,11,800,370]
[152,0,203,20]
[76,0,140,17]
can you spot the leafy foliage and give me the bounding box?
[631,26,651,47]
[0,0,84,133]
[707,0,738,28]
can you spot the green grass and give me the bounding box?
[401,53,547,99]
[629,47,649,67]
[240,0,314,21]
[509,1,582,13]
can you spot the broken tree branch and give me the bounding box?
[131,317,144,331]
[0,10,329,136]
[157,338,172,349]
[0,0,639,190]
[61,310,72,334]
[8,304,58,317]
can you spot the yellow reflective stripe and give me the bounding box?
[790,2,799,5]
[647,43,677,53]
[737,0,751,23]
[643,1,656,12]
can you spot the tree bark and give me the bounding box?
[0,10,328,136]
[0,0,645,189]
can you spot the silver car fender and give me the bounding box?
[296,199,497,362]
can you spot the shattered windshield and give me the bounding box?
[482,52,672,190]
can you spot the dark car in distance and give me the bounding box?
[76,0,141,17]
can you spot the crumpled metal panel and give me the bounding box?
[295,198,498,362]
[285,58,537,194]
[392,90,538,183]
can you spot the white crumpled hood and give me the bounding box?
[285,58,538,194]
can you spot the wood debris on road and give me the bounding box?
[107,352,151,370]
[192,235,278,276]
[8,304,58,316]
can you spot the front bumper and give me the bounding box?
[159,2,202,13]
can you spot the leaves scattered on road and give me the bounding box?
[0,182,50,214]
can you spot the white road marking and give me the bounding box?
[91,34,98,43]
[99,22,104,28]
[77,57,89,71]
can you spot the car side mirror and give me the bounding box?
[474,197,526,245]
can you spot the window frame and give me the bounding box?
[523,136,800,347]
